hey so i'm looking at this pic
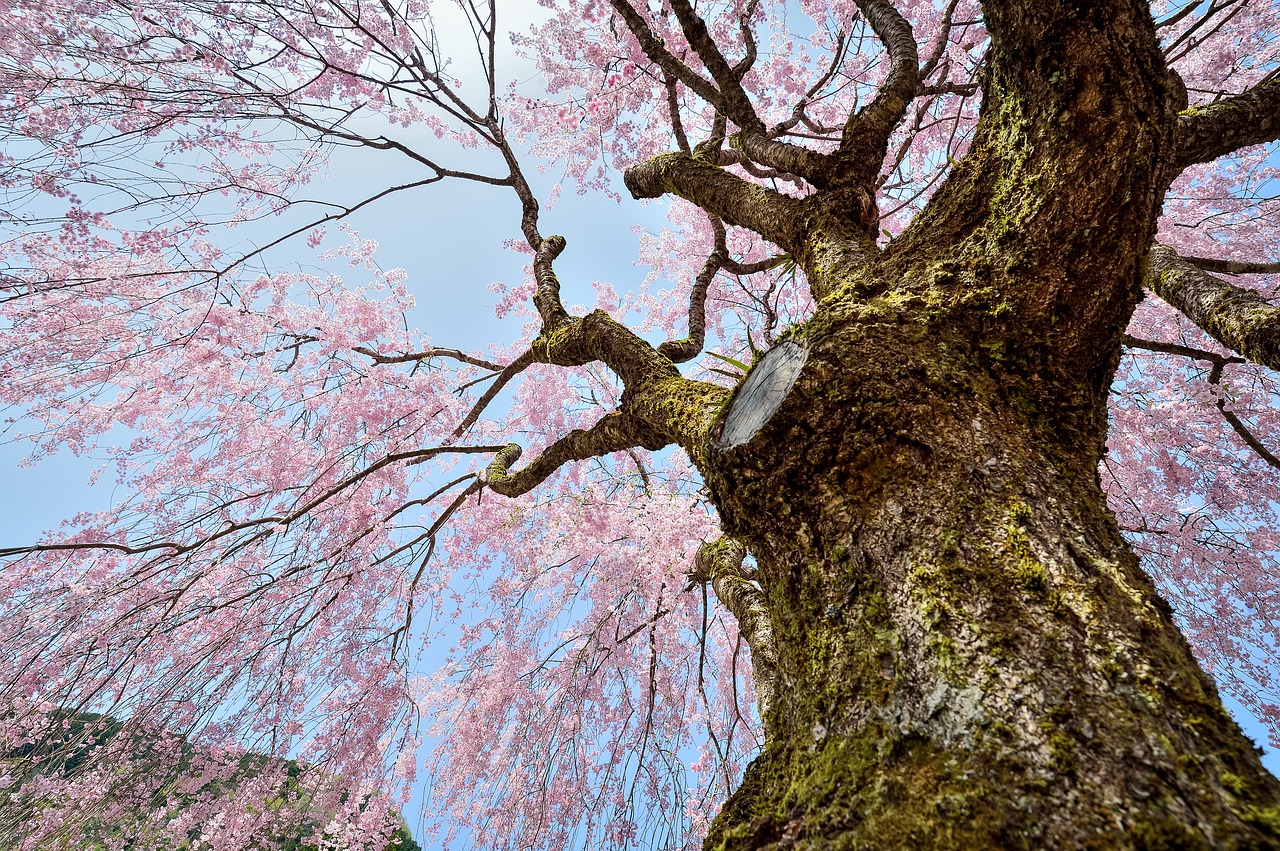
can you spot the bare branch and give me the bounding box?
[533,234,571,328]
[664,74,693,155]
[1121,334,1242,367]
[1123,334,1279,471]
[1181,254,1280,277]
[353,346,502,371]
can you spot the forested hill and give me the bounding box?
[2,711,420,850]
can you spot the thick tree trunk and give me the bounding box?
[687,2,1280,845]
[700,307,1280,848]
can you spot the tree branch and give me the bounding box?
[688,536,776,718]
[1181,254,1280,276]
[665,0,765,134]
[353,346,502,371]
[605,0,722,108]
[533,234,571,328]
[838,0,921,185]
[1146,243,1280,372]
[1123,335,1279,471]
[623,152,808,255]
[728,132,833,188]
[658,217,727,364]
[484,412,663,497]
[1172,69,1280,170]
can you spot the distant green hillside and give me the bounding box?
[2,711,420,851]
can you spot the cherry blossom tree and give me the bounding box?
[2,0,1280,847]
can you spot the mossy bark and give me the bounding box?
[676,0,1280,846]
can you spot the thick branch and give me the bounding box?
[1172,70,1280,170]
[1147,243,1280,372]
[690,536,776,716]
[624,152,808,254]
[838,0,921,184]
[484,412,663,497]
[729,132,833,188]
[533,234,570,328]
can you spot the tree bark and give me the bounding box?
[673,0,1280,846]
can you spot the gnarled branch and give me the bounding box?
[624,152,809,255]
[484,412,664,497]
[658,217,727,364]
[838,0,921,185]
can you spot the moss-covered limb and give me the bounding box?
[623,152,810,256]
[484,412,661,497]
[691,537,778,717]
[1147,243,1280,372]
[837,0,920,188]
[483,253,730,489]
[1172,69,1280,171]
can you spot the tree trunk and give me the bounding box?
[689,3,1280,846]
[701,306,1280,848]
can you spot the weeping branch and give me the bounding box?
[1124,335,1280,472]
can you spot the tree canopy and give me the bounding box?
[1,0,1279,848]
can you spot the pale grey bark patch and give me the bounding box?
[715,340,808,449]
